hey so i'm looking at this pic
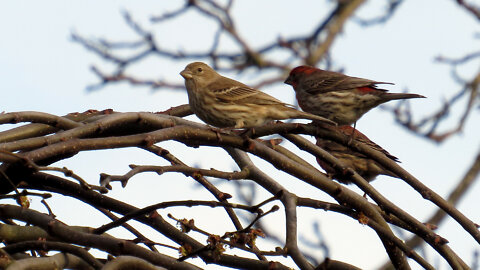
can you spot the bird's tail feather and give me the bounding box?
[384,93,425,101]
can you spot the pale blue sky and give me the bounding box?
[1,1,479,269]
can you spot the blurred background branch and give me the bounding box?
[1,0,479,269]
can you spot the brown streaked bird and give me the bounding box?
[284,65,425,126]
[180,62,336,128]
[316,125,399,184]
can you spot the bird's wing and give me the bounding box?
[303,70,393,94]
[337,126,400,162]
[208,76,288,106]
[354,132,400,162]
[364,139,400,162]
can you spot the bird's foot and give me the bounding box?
[208,126,232,141]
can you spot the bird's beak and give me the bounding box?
[180,69,192,79]
[284,77,292,85]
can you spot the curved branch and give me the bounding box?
[0,204,201,270]
[20,172,292,270]
[2,240,104,270]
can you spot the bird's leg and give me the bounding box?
[211,126,253,141]
[213,127,223,141]
[348,122,357,145]
[207,126,232,141]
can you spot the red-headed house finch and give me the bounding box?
[316,125,399,184]
[284,66,425,126]
[180,62,336,129]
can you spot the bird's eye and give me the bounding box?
[197,67,203,72]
